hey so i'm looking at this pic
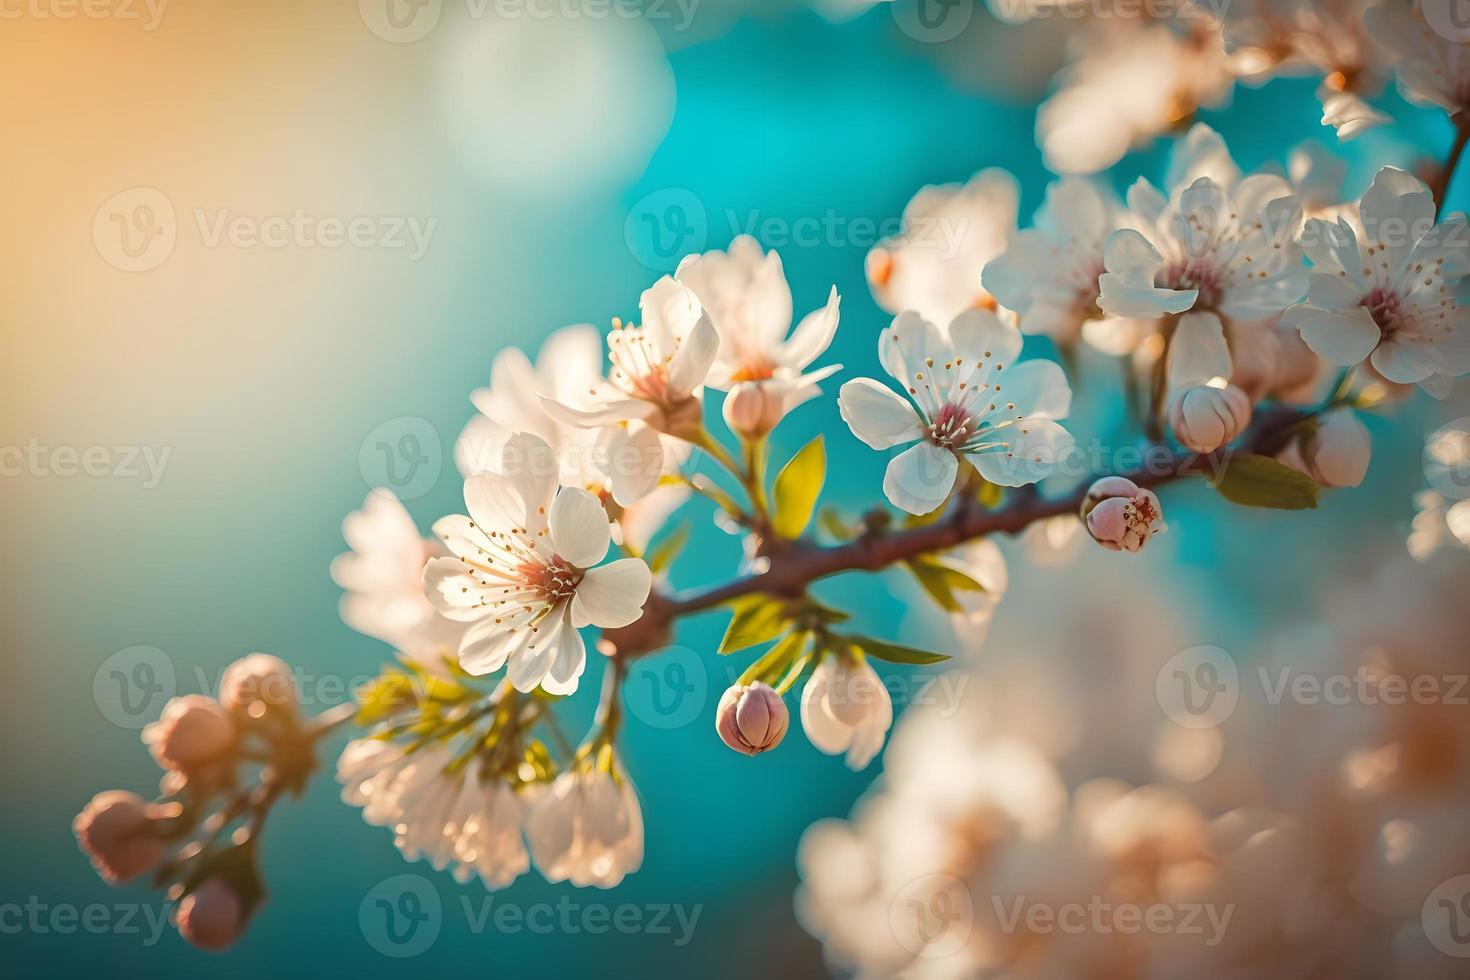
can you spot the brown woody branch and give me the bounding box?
[598,406,1308,660]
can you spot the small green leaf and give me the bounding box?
[1214,453,1320,510]
[645,523,689,575]
[739,630,809,686]
[845,635,951,666]
[354,671,418,725]
[905,555,987,613]
[772,436,826,539]
[818,506,859,542]
[719,595,792,654]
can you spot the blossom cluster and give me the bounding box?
[74,654,302,951]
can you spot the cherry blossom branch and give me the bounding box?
[601,406,1309,660]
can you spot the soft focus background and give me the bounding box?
[1,1,1465,976]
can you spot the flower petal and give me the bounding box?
[541,606,587,696]
[800,661,853,756]
[549,487,612,568]
[883,441,958,516]
[998,359,1072,420]
[781,286,841,370]
[666,312,720,396]
[571,558,652,629]
[879,311,950,388]
[496,433,560,532]
[1166,311,1232,389]
[458,609,536,676]
[972,419,1075,487]
[1296,306,1381,366]
[838,378,923,450]
[1098,229,1198,318]
[948,308,1023,367]
[505,606,565,693]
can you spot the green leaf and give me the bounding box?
[818,506,859,543]
[905,555,987,613]
[1214,453,1320,510]
[845,635,952,666]
[644,523,689,575]
[354,671,418,725]
[772,436,826,539]
[719,595,792,654]
[739,630,809,686]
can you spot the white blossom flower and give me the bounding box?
[866,169,1018,324]
[800,655,894,770]
[542,276,720,441]
[1408,489,1470,559]
[982,177,1145,346]
[1037,21,1235,176]
[673,236,842,434]
[1224,0,1381,83]
[1367,0,1470,118]
[455,324,691,542]
[838,310,1074,515]
[1098,170,1308,325]
[424,433,653,693]
[338,741,530,890]
[331,489,466,665]
[524,752,643,888]
[1321,89,1391,140]
[1285,167,1470,393]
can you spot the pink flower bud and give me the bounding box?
[1080,476,1165,553]
[1168,382,1251,453]
[722,381,785,440]
[175,878,244,951]
[219,653,296,717]
[716,681,789,756]
[143,695,235,771]
[1277,408,1371,488]
[73,790,165,884]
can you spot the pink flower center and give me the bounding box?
[928,403,975,449]
[608,320,678,406]
[1161,260,1224,310]
[519,555,582,601]
[1360,286,1401,337]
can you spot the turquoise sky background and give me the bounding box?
[1,3,1463,976]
